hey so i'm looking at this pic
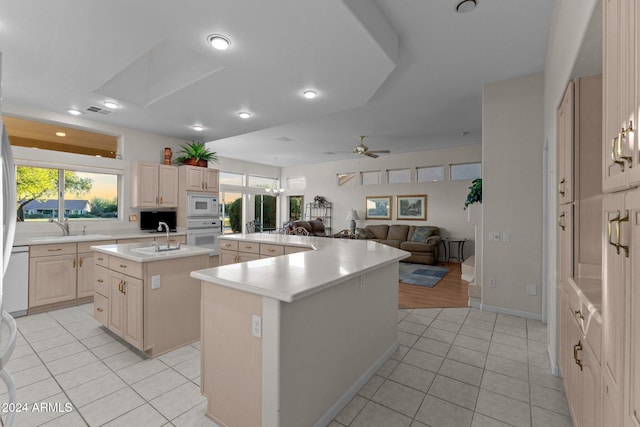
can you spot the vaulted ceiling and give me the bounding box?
[0,0,553,166]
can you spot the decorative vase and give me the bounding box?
[164,148,172,165]
[183,158,208,167]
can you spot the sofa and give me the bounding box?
[286,220,327,236]
[357,224,441,265]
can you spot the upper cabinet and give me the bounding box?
[179,165,219,193]
[558,81,575,205]
[131,162,178,208]
[603,0,639,192]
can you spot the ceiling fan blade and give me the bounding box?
[368,150,390,154]
[364,152,379,158]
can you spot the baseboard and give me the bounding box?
[461,273,474,282]
[469,298,481,309]
[479,303,543,321]
[311,341,398,427]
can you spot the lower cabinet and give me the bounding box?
[108,272,143,349]
[219,239,309,265]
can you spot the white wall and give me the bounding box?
[281,144,481,260]
[482,72,544,317]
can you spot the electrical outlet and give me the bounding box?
[527,284,537,296]
[489,232,500,241]
[151,275,160,289]
[129,214,137,222]
[252,315,262,338]
[501,232,511,242]
[488,278,496,288]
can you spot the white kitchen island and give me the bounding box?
[191,234,410,427]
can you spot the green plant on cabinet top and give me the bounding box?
[174,141,218,167]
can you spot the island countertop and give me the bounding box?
[91,242,211,263]
[190,234,410,302]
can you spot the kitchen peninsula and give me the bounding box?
[191,234,410,427]
[91,242,210,357]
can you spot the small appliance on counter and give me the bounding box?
[140,211,177,232]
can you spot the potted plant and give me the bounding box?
[464,178,482,209]
[174,141,218,167]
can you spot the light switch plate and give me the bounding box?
[151,275,160,289]
[527,284,537,296]
[252,315,262,338]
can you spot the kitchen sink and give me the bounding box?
[29,234,111,243]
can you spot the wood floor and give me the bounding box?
[398,262,469,309]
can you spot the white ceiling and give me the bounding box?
[0,0,553,167]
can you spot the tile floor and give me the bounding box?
[0,304,572,427]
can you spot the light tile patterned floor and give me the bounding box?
[0,304,572,426]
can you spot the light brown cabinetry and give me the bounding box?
[180,165,219,193]
[219,239,310,265]
[108,271,144,349]
[131,162,178,208]
[558,80,575,204]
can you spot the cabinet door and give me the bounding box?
[123,276,143,350]
[581,340,602,427]
[77,252,95,298]
[238,252,260,263]
[625,190,640,427]
[603,192,626,415]
[109,274,125,337]
[158,165,178,207]
[219,250,237,266]
[565,311,583,424]
[28,254,77,307]
[558,204,574,286]
[557,81,574,204]
[135,163,159,207]
[184,166,204,191]
[204,169,219,193]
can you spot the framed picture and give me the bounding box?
[365,196,392,220]
[396,195,427,220]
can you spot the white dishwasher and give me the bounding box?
[4,246,28,317]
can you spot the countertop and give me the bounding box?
[14,230,186,246]
[191,234,410,302]
[91,243,211,263]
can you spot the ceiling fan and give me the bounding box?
[353,135,390,158]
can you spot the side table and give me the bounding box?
[441,237,467,262]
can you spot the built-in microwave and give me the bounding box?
[187,193,218,218]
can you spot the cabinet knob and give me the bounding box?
[120,264,127,268]
[97,279,104,283]
[96,308,104,312]
[48,248,62,252]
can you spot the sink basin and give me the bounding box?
[131,246,187,255]
[30,234,111,243]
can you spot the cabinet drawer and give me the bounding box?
[95,265,110,297]
[30,243,76,257]
[94,293,108,326]
[285,245,311,255]
[109,257,143,279]
[219,240,239,251]
[78,240,116,253]
[238,242,259,254]
[94,253,109,267]
[260,243,284,257]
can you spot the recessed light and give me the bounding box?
[207,34,231,50]
[303,90,317,99]
[104,101,120,109]
[238,112,251,119]
[67,109,83,116]
[456,0,477,13]
[192,125,204,131]
[56,132,66,137]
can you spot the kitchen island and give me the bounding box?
[191,234,410,427]
[91,243,210,357]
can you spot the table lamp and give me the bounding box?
[346,209,360,234]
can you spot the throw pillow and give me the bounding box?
[356,228,376,239]
[411,226,434,242]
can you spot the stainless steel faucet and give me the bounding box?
[49,216,70,236]
[157,221,170,249]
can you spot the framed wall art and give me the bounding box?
[365,196,392,220]
[396,194,427,220]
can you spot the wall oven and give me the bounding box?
[187,193,219,218]
[186,218,222,254]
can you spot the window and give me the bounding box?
[16,165,119,221]
[417,166,444,182]
[388,169,411,184]
[248,175,278,190]
[287,177,306,191]
[221,191,243,234]
[450,162,481,180]
[254,194,277,232]
[337,172,357,187]
[361,171,381,185]
[219,172,244,186]
[288,196,303,221]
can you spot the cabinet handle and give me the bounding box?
[618,122,634,168]
[611,136,626,171]
[608,212,621,253]
[617,211,630,258]
[558,178,565,197]
[97,257,104,261]
[558,213,565,231]
[97,279,104,283]
[122,282,126,295]
[118,281,123,293]
[160,196,163,204]
[96,308,104,312]
[120,264,127,268]
[573,341,583,371]
[267,248,276,252]
[72,258,76,268]
[79,257,83,267]
[48,248,62,252]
